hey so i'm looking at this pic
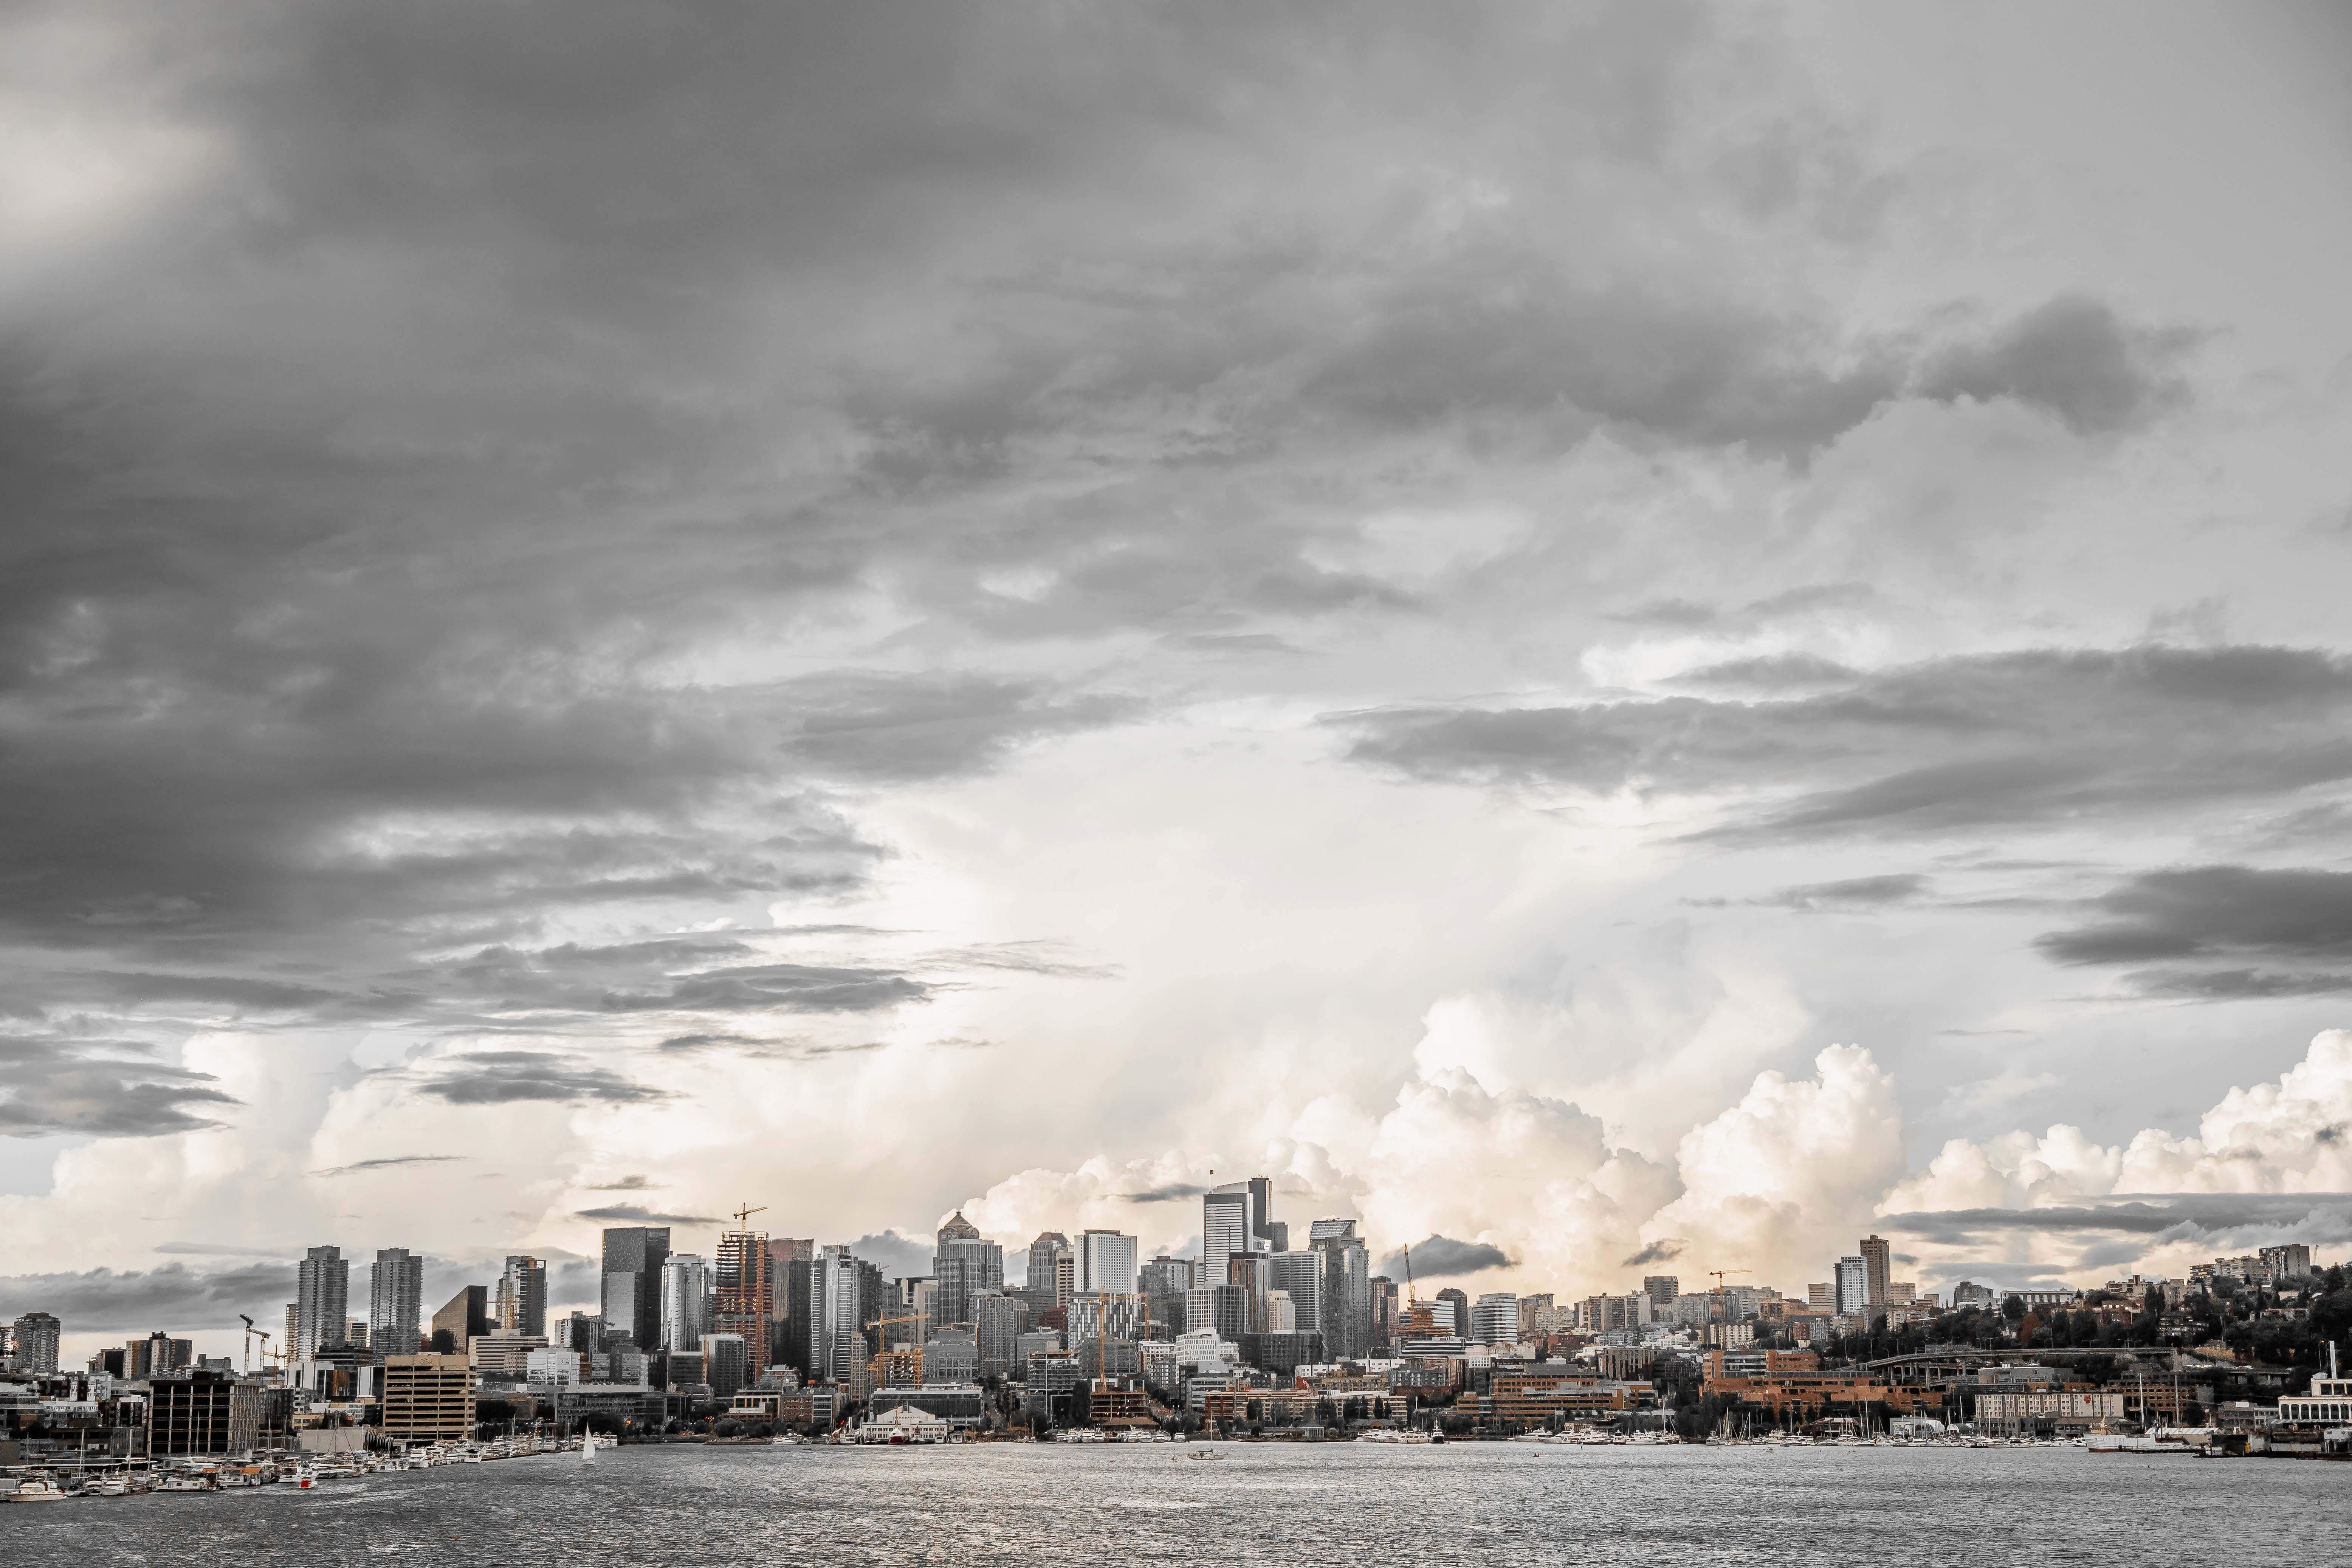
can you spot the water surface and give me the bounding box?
[7,1442,2344,1566]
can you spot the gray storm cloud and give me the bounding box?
[1,0,2347,1325]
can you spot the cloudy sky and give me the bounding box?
[5,2,2352,1360]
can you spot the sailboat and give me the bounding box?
[580,1430,598,1464]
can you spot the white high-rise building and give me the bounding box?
[1077,1229,1138,1296]
[660,1253,711,1351]
[1469,1292,1520,1345]
[369,1247,423,1357]
[1265,1290,1295,1332]
[1835,1256,1868,1316]
[297,1245,349,1360]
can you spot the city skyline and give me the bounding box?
[6,2,2352,1374]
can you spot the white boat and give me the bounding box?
[579,1432,598,1464]
[156,1472,214,1492]
[8,1480,72,1503]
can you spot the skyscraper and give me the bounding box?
[1309,1219,1373,1359]
[1644,1275,1680,1310]
[1247,1175,1278,1250]
[1024,1231,1071,1321]
[9,1312,59,1374]
[768,1237,815,1368]
[661,1253,711,1353]
[431,1285,489,1352]
[296,1245,349,1360]
[809,1245,868,1383]
[1202,1182,1255,1292]
[1835,1256,1868,1316]
[495,1255,547,1339]
[715,1227,771,1377]
[1268,1250,1323,1334]
[1077,1229,1138,1295]
[1859,1235,1892,1307]
[932,1212,1002,1329]
[600,1226,671,1350]
[367,1248,423,1357]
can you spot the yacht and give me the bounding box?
[8,1479,72,1503]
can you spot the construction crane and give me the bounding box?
[731,1202,768,1230]
[1402,1242,1419,1304]
[239,1314,270,1376]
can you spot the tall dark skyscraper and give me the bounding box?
[600,1226,671,1350]
[495,1255,547,1339]
[295,1245,349,1360]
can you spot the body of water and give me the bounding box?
[6,1441,2346,1565]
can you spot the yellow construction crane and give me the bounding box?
[1402,1242,1419,1304]
[731,1202,768,1230]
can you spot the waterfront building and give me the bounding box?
[9,1312,60,1374]
[495,1255,547,1339]
[661,1252,712,1352]
[870,1383,987,1430]
[370,1247,424,1356]
[1859,1235,1892,1308]
[381,1353,474,1441]
[295,1244,349,1360]
[432,1284,490,1351]
[150,1369,274,1456]
[1834,1256,1868,1316]
[600,1226,672,1355]
[702,1332,749,1401]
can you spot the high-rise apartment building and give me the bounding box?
[1370,1276,1398,1352]
[714,1228,771,1377]
[1835,1256,1868,1316]
[9,1312,60,1374]
[661,1253,711,1353]
[1643,1275,1680,1310]
[369,1247,424,1356]
[600,1226,671,1351]
[932,1212,1002,1329]
[295,1245,349,1360]
[1267,1250,1323,1336]
[701,1333,748,1401]
[494,1255,547,1339]
[1807,1281,1834,1311]
[1859,1235,1891,1307]
[809,1245,867,1383]
[1077,1229,1138,1296]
